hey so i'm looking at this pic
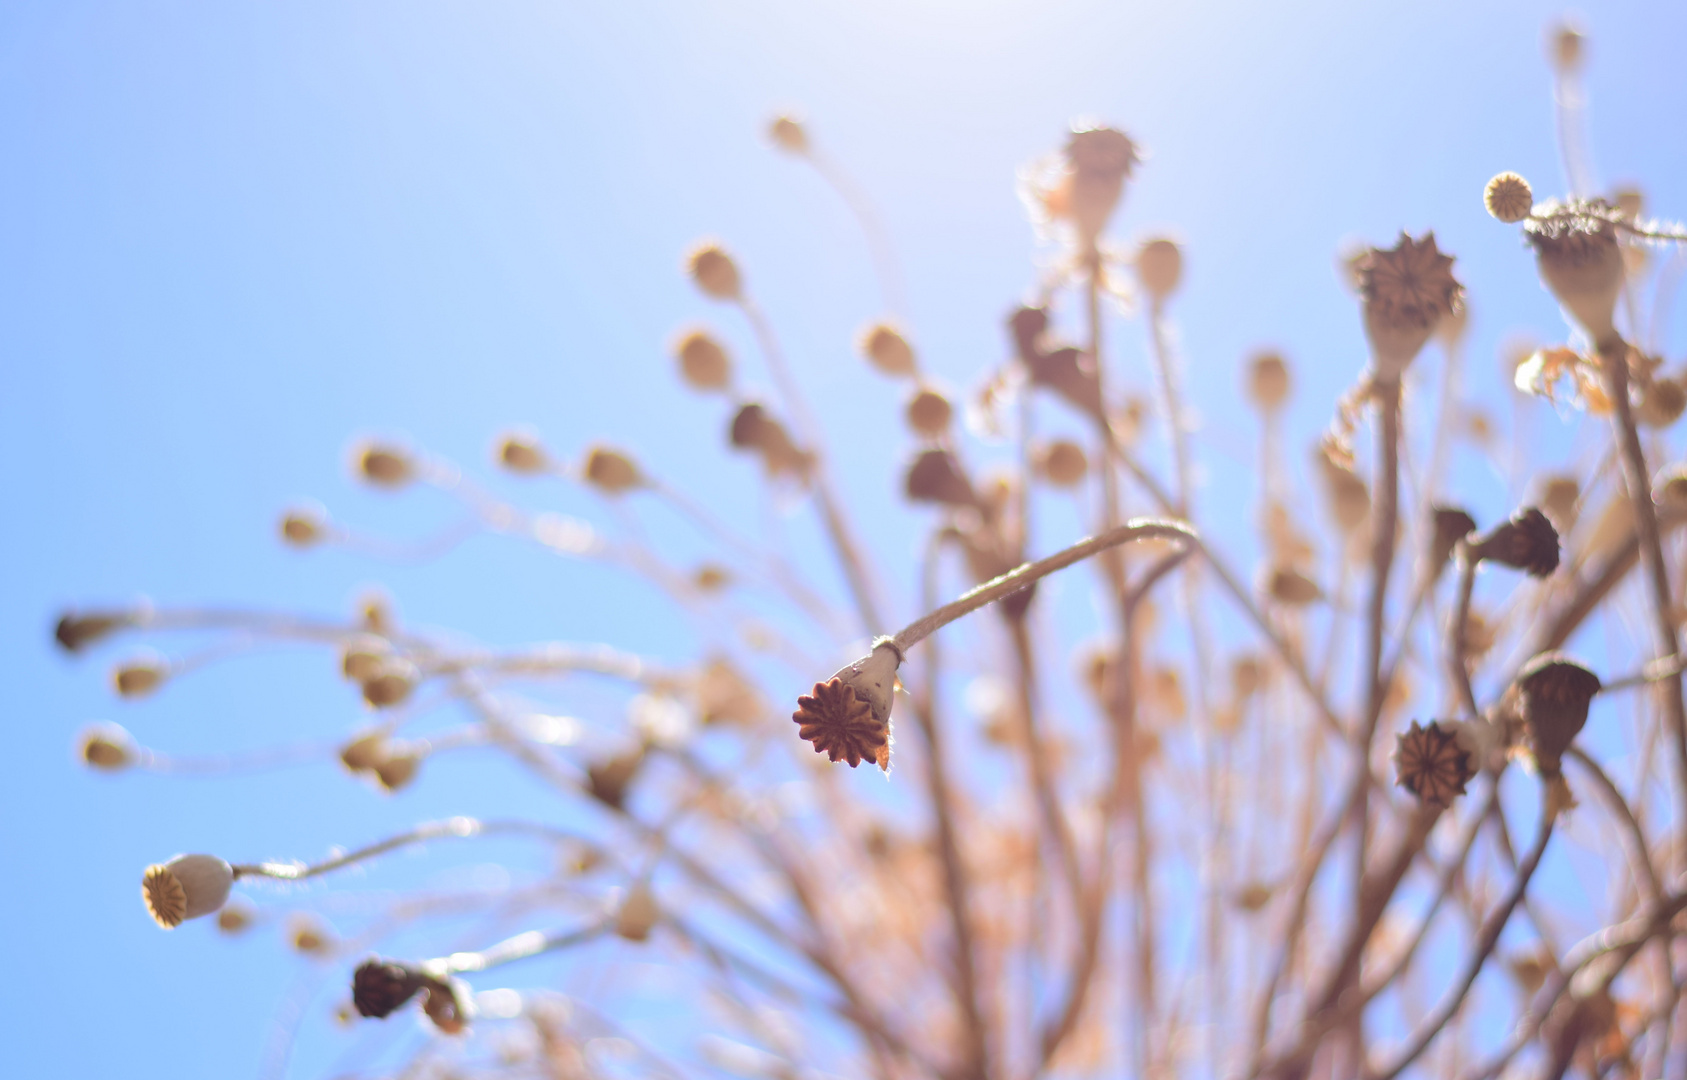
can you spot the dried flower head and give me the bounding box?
[80,722,137,771]
[582,445,644,495]
[113,657,167,698]
[905,448,979,508]
[1393,720,1474,806]
[905,387,953,438]
[1525,200,1626,342]
[586,749,645,810]
[1485,172,1534,224]
[1516,653,1601,775]
[361,659,418,709]
[1034,439,1088,488]
[353,958,426,1019]
[793,677,890,770]
[686,242,742,301]
[727,403,812,478]
[1136,237,1183,300]
[1472,506,1560,577]
[280,507,327,547]
[1028,345,1104,419]
[1430,506,1478,572]
[615,881,660,942]
[1245,351,1291,412]
[768,114,808,154]
[355,442,415,488]
[142,854,234,929]
[1355,232,1464,378]
[860,323,918,377]
[674,330,732,391]
[496,432,549,474]
[54,610,129,654]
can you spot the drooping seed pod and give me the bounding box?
[686,242,742,301]
[495,431,549,474]
[352,958,426,1019]
[793,674,891,770]
[1472,506,1560,577]
[142,853,235,929]
[1393,720,1475,806]
[54,610,130,654]
[1034,439,1089,488]
[1516,653,1601,775]
[905,386,953,438]
[361,659,418,709]
[1245,351,1291,412]
[1484,172,1534,224]
[280,507,327,547]
[1354,232,1464,380]
[674,330,732,391]
[339,729,388,773]
[420,975,474,1035]
[1525,200,1626,343]
[1266,565,1323,607]
[905,448,979,508]
[354,441,415,488]
[340,635,391,683]
[113,657,167,699]
[615,881,660,942]
[1136,237,1183,300]
[859,322,918,377]
[582,445,644,495]
[1429,506,1478,573]
[586,749,645,810]
[373,743,422,792]
[1027,345,1104,419]
[79,722,137,771]
[768,114,808,154]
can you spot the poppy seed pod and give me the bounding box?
[1538,475,1580,530]
[373,744,422,792]
[355,442,415,488]
[1516,653,1601,775]
[1354,232,1464,380]
[339,729,387,773]
[1430,506,1478,573]
[859,323,918,377]
[1245,351,1291,412]
[421,975,474,1035]
[340,636,391,683]
[793,642,901,771]
[352,958,426,1019]
[114,658,167,699]
[905,387,953,438]
[216,898,255,934]
[80,722,137,771]
[674,330,732,391]
[1550,21,1585,73]
[290,914,333,955]
[696,657,762,726]
[768,114,808,154]
[615,881,660,942]
[1267,566,1323,607]
[1472,506,1560,577]
[1061,124,1139,244]
[1393,720,1475,806]
[1484,172,1534,224]
[728,402,771,450]
[280,508,326,547]
[586,749,645,810]
[686,243,742,301]
[361,659,418,709]
[1008,306,1049,361]
[1638,377,1687,428]
[1136,237,1183,300]
[905,448,980,508]
[54,610,129,654]
[142,854,235,928]
[1525,201,1625,343]
[1318,458,1370,534]
[583,445,644,495]
[1034,439,1089,488]
[1028,345,1105,419]
[496,432,549,474]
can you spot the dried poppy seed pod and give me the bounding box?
[1029,345,1105,418]
[586,748,645,810]
[1355,232,1464,380]
[1231,655,1265,700]
[355,442,415,488]
[361,659,418,709]
[1638,377,1686,428]
[686,242,742,301]
[1516,653,1601,776]
[1484,172,1534,224]
[80,722,137,771]
[691,563,732,593]
[1525,201,1625,343]
[142,853,235,928]
[859,322,918,377]
[1549,21,1585,73]
[905,386,953,438]
[674,330,732,391]
[216,897,255,934]
[353,958,426,1019]
[1538,475,1580,530]
[1318,458,1370,534]
[728,402,771,451]
[1266,565,1323,607]
[905,448,979,508]
[1393,720,1475,806]
[340,635,391,682]
[1430,506,1478,573]
[1034,439,1088,488]
[582,445,644,495]
[113,657,167,699]
[495,432,549,474]
[1136,237,1183,300]
[1245,351,1291,412]
[54,610,130,654]
[1472,506,1560,577]
[696,657,762,726]
[290,914,333,955]
[373,743,422,792]
[420,975,474,1035]
[1062,124,1139,245]
[615,881,660,942]
[280,507,327,547]
[793,641,901,771]
[339,729,387,773]
[1655,464,1687,512]
[1008,305,1049,361]
[768,114,808,154]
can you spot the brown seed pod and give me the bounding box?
[905,448,979,508]
[1355,232,1464,378]
[80,723,137,771]
[1318,458,1370,533]
[582,445,644,495]
[216,898,255,935]
[142,854,234,929]
[674,330,732,391]
[1245,351,1291,412]
[696,657,763,727]
[1034,439,1089,488]
[1516,653,1601,775]
[114,658,167,699]
[339,729,388,773]
[587,749,645,810]
[353,958,426,1019]
[1429,506,1478,572]
[1008,306,1049,361]
[792,677,889,769]
[1027,345,1104,419]
[905,386,953,437]
[1393,720,1474,806]
[1472,506,1560,577]
[1060,124,1139,243]
[496,432,549,474]
[355,442,415,488]
[859,323,918,377]
[361,660,418,709]
[1549,21,1585,73]
[1484,172,1534,224]
[615,881,660,942]
[373,744,422,792]
[420,975,474,1035]
[1638,376,1687,428]
[768,114,808,154]
[1538,475,1580,530]
[1136,237,1183,300]
[54,610,129,654]
[280,508,326,547]
[1526,200,1626,342]
[1266,565,1323,607]
[1231,655,1265,700]
[686,242,742,301]
[691,563,732,593]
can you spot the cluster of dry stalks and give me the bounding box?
[55,19,1687,1080]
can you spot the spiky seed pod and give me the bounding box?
[905,448,979,507]
[1638,377,1687,428]
[1355,232,1465,379]
[1538,475,1580,530]
[1267,566,1323,607]
[674,330,732,390]
[1516,653,1601,775]
[355,442,414,488]
[1472,506,1560,577]
[1034,439,1089,488]
[1393,720,1474,806]
[1525,200,1626,342]
[352,959,426,1019]
[373,744,422,792]
[1549,21,1585,73]
[1028,345,1105,419]
[280,508,326,547]
[615,882,660,942]
[1430,506,1478,573]
[420,976,474,1035]
[496,432,548,474]
[113,658,167,698]
[1485,172,1534,223]
[582,446,644,495]
[768,114,808,153]
[361,660,418,709]
[860,323,918,377]
[586,749,645,810]
[1318,458,1370,533]
[905,387,953,438]
[792,677,890,769]
[80,723,136,771]
[1008,306,1049,361]
[1137,237,1183,300]
[142,854,234,928]
[1245,351,1291,412]
[686,243,742,301]
[339,729,387,773]
[216,898,254,934]
[54,611,128,653]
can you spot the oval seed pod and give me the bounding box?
[340,635,391,683]
[1008,306,1049,361]
[674,330,732,391]
[421,975,474,1034]
[113,657,168,699]
[361,659,418,709]
[686,242,742,301]
[1538,475,1580,531]
[79,722,137,771]
[1638,377,1686,428]
[142,853,235,929]
[1484,172,1534,224]
[582,445,644,495]
[54,610,130,654]
[216,897,255,935]
[587,749,645,810]
[1516,653,1601,775]
[1549,20,1585,73]
[373,743,422,792]
[905,448,979,508]
[339,729,388,773]
[1034,439,1089,488]
[859,323,918,377]
[615,881,660,942]
[1266,565,1323,607]
[496,431,549,474]
[354,441,415,489]
[280,507,326,547]
[353,958,426,1019]
[1245,351,1291,412]
[1526,201,1625,343]
[1136,237,1183,300]
[289,914,334,956]
[1354,232,1464,379]
[1318,458,1370,534]
[1472,506,1560,577]
[768,114,808,154]
[905,386,953,437]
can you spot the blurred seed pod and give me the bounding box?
[496,432,549,474]
[1582,492,1637,564]
[1059,124,1139,245]
[1028,345,1105,419]
[1232,881,1275,913]
[727,403,812,478]
[289,914,333,956]
[1136,237,1183,300]
[361,659,418,709]
[79,722,137,771]
[142,854,235,929]
[1638,376,1686,428]
[1537,475,1580,531]
[905,386,953,437]
[1516,653,1601,775]
[54,610,130,654]
[674,330,732,391]
[1354,233,1464,379]
[1008,306,1049,361]
[358,591,396,635]
[1484,172,1534,224]
[1147,665,1186,720]
[280,507,327,547]
[353,958,426,1019]
[1245,351,1291,412]
[582,445,644,495]
[905,448,979,508]
[1429,506,1477,573]
[696,658,763,727]
[1231,655,1265,700]
[1034,439,1089,488]
[1549,20,1585,73]
[615,881,660,942]
[1318,457,1370,534]
[691,563,732,593]
[587,749,645,810]
[1393,720,1473,806]
[339,729,388,773]
[1472,506,1560,577]
[341,635,392,683]
[421,975,474,1034]
[768,114,808,154]
[216,897,255,935]
[113,657,168,699]
[373,743,423,792]
[1506,947,1552,997]
[1464,610,1498,659]
[686,242,742,301]
[1526,201,1624,343]
[1260,501,1316,567]
[354,441,415,489]
[859,323,918,377]
[1655,464,1687,512]
[1266,565,1323,607]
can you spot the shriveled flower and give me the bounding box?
[352,958,426,1019]
[280,507,327,547]
[615,881,660,942]
[1245,351,1291,412]
[1525,200,1626,342]
[1429,506,1478,572]
[859,323,918,377]
[355,441,415,488]
[79,722,137,771]
[674,329,732,391]
[496,432,549,474]
[686,242,742,301]
[1393,720,1474,806]
[582,445,644,495]
[54,610,130,654]
[1355,232,1464,378]
[1472,506,1560,577]
[113,657,167,699]
[1516,653,1601,775]
[905,387,953,438]
[905,448,979,508]
[142,854,235,929]
[1485,172,1534,223]
[1136,237,1183,300]
[793,677,890,770]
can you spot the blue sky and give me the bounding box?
[6,1,1687,1076]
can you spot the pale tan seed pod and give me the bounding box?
[354,441,415,488]
[1549,21,1585,73]
[1526,200,1625,343]
[216,897,255,934]
[686,242,742,301]
[280,507,327,547]
[496,431,549,474]
[1318,458,1371,534]
[1231,655,1265,700]
[358,591,395,635]
[1355,232,1464,379]
[1034,439,1089,488]
[1638,377,1686,428]
[1266,565,1323,607]
[339,728,388,773]
[1538,475,1580,531]
[79,722,137,771]
[1136,237,1183,300]
[289,914,333,956]
[1246,351,1291,412]
[113,657,168,699]
[582,445,644,495]
[696,657,763,727]
[340,635,391,683]
[374,743,423,792]
[674,330,732,391]
[768,114,808,154]
[691,564,732,593]
[615,881,660,942]
[859,323,918,377]
[587,749,645,810]
[1484,172,1534,224]
[142,854,235,929]
[361,659,418,709]
[905,386,953,438]
[1060,124,1139,246]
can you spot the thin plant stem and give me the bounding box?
[232,818,581,882]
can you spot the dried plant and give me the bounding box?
[56,19,1687,1080]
